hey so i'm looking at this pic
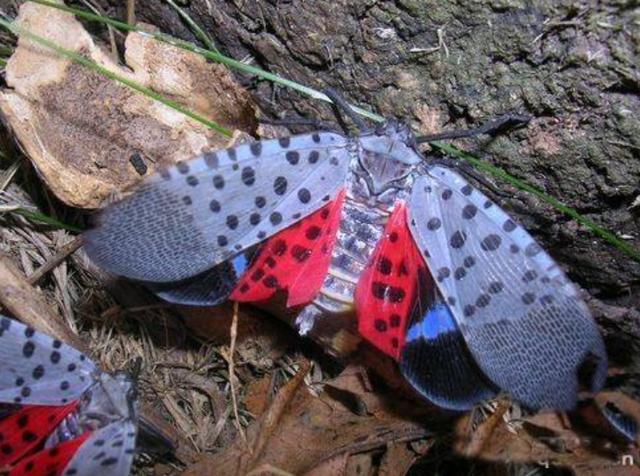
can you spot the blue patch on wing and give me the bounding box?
[400,296,498,411]
[406,303,457,342]
[231,253,249,276]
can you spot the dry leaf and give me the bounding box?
[182,364,441,475]
[0,1,256,207]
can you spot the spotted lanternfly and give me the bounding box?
[0,316,138,476]
[84,90,607,411]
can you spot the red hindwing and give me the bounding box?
[9,431,91,476]
[355,201,430,360]
[0,403,78,467]
[231,190,345,307]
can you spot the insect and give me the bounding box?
[0,316,138,476]
[602,401,638,443]
[84,89,607,411]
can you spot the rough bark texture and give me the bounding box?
[93,1,640,356]
[93,0,639,287]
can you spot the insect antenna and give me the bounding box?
[415,113,531,143]
[323,88,369,132]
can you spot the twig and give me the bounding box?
[27,235,83,284]
[229,301,247,445]
[126,0,135,25]
[0,252,85,349]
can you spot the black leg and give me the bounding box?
[323,88,368,131]
[415,114,532,143]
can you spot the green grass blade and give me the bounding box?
[28,0,384,123]
[164,0,217,52]
[8,208,83,232]
[14,1,640,262]
[0,16,232,138]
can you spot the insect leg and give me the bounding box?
[323,88,368,131]
[415,113,531,143]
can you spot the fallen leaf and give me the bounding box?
[0,1,256,208]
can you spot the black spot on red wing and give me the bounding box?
[374,319,388,332]
[389,232,398,243]
[305,226,321,240]
[239,283,250,293]
[391,337,399,348]
[376,256,392,275]
[398,261,409,276]
[371,282,405,303]
[251,269,265,282]
[389,314,401,327]
[320,209,330,219]
[1,444,13,455]
[17,415,28,428]
[265,256,276,268]
[273,240,287,256]
[263,275,279,288]
[291,245,311,262]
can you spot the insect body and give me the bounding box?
[84,109,607,411]
[0,316,138,476]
